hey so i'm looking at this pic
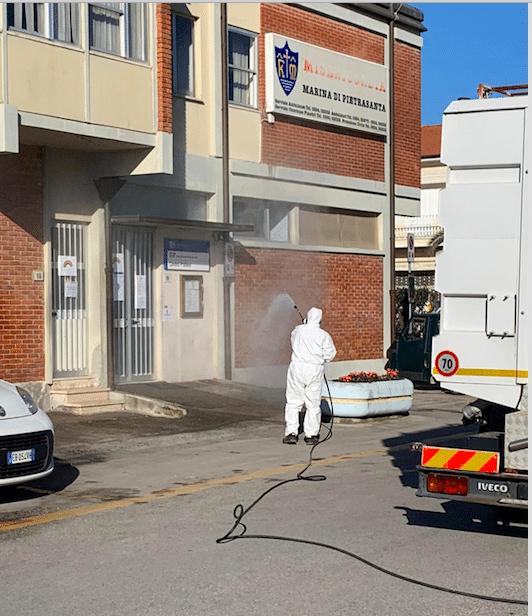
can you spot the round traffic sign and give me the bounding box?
[435,350,459,377]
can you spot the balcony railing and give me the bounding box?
[395,222,443,241]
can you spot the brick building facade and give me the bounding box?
[0,146,45,382]
[1,3,425,408]
[232,3,425,382]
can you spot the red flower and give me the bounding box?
[336,369,401,383]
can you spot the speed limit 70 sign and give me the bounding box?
[435,350,459,377]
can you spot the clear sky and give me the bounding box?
[412,3,528,126]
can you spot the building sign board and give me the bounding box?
[164,239,210,272]
[265,34,388,136]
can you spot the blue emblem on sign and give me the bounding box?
[275,41,298,96]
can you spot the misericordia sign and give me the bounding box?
[265,34,388,137]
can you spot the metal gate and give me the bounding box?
[112,228,154,382]
[51,222,88,377]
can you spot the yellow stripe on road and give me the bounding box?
[0,448,385,533]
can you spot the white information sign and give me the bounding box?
[64,280,78,299]
[113,273,124,302]
[265,34,388,136]
[135,275,147,310]
[58,256,77,277]
[112,253,124,273]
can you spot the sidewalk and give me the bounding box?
[47,379,468,458]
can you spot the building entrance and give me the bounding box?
[112,227,154,383]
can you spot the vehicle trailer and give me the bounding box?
[386,312,440,384]
[412,92,528,513]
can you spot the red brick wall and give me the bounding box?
[157,3,172,133]
[0,146,45,382]
[260,4,386,181]
[234,246,383,368]
[394,41,421,188]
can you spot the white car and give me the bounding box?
[0,380,54,487]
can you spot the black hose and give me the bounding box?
[234,534,527,606]
[216,376,527,606]
[216,375,335,543]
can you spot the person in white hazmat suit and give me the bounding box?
[283,307,336,445]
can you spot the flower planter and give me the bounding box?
[321,378,413,418]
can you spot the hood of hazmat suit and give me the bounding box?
[289,307,336,365]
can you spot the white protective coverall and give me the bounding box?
[284,307,337,438]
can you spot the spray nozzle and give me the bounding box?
[294,305,305,323]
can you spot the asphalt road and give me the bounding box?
[0,388,527,615]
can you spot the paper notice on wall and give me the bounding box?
[59,256,77,277]
[112,253,124,273]
[162,307,173,322]
[224,242,234,277]
[184,278,200,313]
[113,273,124,301]
[135,275,147,310]
[64,280,78,299]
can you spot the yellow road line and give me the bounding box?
[0,448,385,533]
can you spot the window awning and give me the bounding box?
[111,215,253,234]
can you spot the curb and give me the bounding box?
[111,391,188,418]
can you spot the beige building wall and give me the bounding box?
[154,229,224,382]
[228,3,261,163]
[229,106,261,163]
[183,3,214,157]
[8,35,86,121]
[4,6,156,135]
[181,3,261,161]
[89,55,154,132]
[227,3,260,32]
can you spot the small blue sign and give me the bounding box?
[275,41,298,96]
[164,239,210,271]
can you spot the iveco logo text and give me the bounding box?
[477,482,508,493]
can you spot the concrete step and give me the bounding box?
[51,387,111,407]
[60,401,125,415]
[51,377,98,391]
[51,384,125,415]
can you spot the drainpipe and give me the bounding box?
[221,4,232,380]
[388,4,398,344]
[104,201,114,392]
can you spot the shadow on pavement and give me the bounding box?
[396,501,528,538]
[0,457,79,504]
[383,423,477,488]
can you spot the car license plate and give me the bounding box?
[7,449,35,465]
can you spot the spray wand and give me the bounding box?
[294,304,305,322]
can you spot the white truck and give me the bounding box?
[413,93,528,514]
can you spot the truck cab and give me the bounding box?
[387,312,440,384]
